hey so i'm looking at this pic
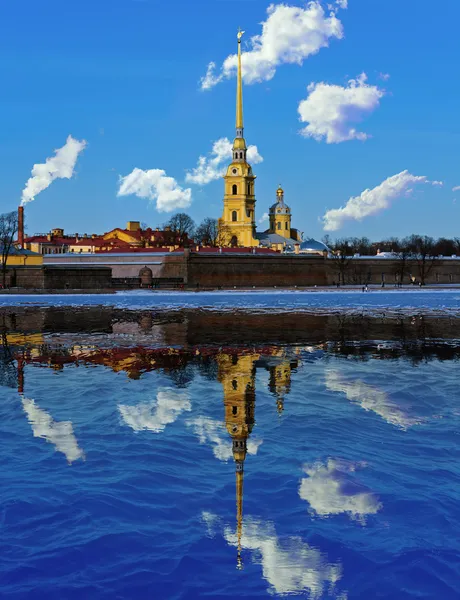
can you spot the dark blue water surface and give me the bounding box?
[0,297,459,599]
[0,289,459,314]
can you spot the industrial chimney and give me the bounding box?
[17,206,24,248]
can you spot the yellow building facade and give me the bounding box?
[2,248,43,267]
[219,30,259,248]
[218,31,302,250]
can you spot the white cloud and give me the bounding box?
[117,168,192,212]
[322,170,442,231]
[21,135,87,205]
[22,396,85,464]
[204,513,344,598]
[299,458,382,522]
[185,138,263,185]
[379,72,391,81]
[201,2,345,89]
[298,73,385,144]
[452,185,460,192]
[325,370,421,428]
[187,416,262,461]
[258,212,270,225]
[119,388,191,433]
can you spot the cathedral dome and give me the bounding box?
[299,238,330,254]
[269,185,291,214]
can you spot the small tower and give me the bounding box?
[269,185,292,239]
[219,30,258,248]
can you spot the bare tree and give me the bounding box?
[0,211,18,288]
[392,238,412,285]
[165,213,195,245]
[328,238,355,285]
[216,223,232,247]
[195,218,219,247]
[406,235,438,285]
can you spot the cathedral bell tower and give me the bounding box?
[219,29,259,248]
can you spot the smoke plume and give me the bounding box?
[21,135,87,205]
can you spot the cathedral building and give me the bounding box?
[218,31,303,252]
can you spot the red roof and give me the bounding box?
[192,247,279,254]
[24,235,75,244]
[96,247,172,253]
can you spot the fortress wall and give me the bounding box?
[325,258,460,286]
[186,254,328,287]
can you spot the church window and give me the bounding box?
[285,222,288,230]
[246,209,251,218]
[232,380,238,390]
[232,184,238,195]
[277,222,281,230]
[232,406,238,415]
[239,152,243,159]
[232,210,237,222]
[247,183,251,195]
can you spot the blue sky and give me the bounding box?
[1,0,459,241]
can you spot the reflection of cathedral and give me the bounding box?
[216,350,299,567]
[217,353,258,568]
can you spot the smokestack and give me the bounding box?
[18,206,24,248]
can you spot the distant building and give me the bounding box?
[0,245,43,267]
[23,221,192,255]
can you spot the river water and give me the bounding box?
[0,292,459,599]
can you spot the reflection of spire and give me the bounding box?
[236,462,244,569]
[219,352,258,569]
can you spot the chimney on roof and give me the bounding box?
[17,206,24,248]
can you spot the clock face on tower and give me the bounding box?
[232,168,238,175]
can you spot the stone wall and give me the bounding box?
[2,266,112,290]
[186,253,328,287]
[325,258,460,286]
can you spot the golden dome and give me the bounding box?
[276,185,284,196]
[233,137,247,150]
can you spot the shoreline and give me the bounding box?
[1,284,460,295]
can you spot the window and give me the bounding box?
[277,222,281,230]
[232,184,237,195]
[232,211,237,222]
[232,380,238,390]
[247,183,251,195]
[239,152,243,159]
[232,406,238,415]
[285,222,288,230]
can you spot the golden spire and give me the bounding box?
[236,28,244,133]
[236,461,244,569]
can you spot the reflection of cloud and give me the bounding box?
[119,388,191,433]
[187,417,262,461]
[22,396,84,464]
[325,370,421,429]
[299,459,381,522]
[204,512,344,598]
